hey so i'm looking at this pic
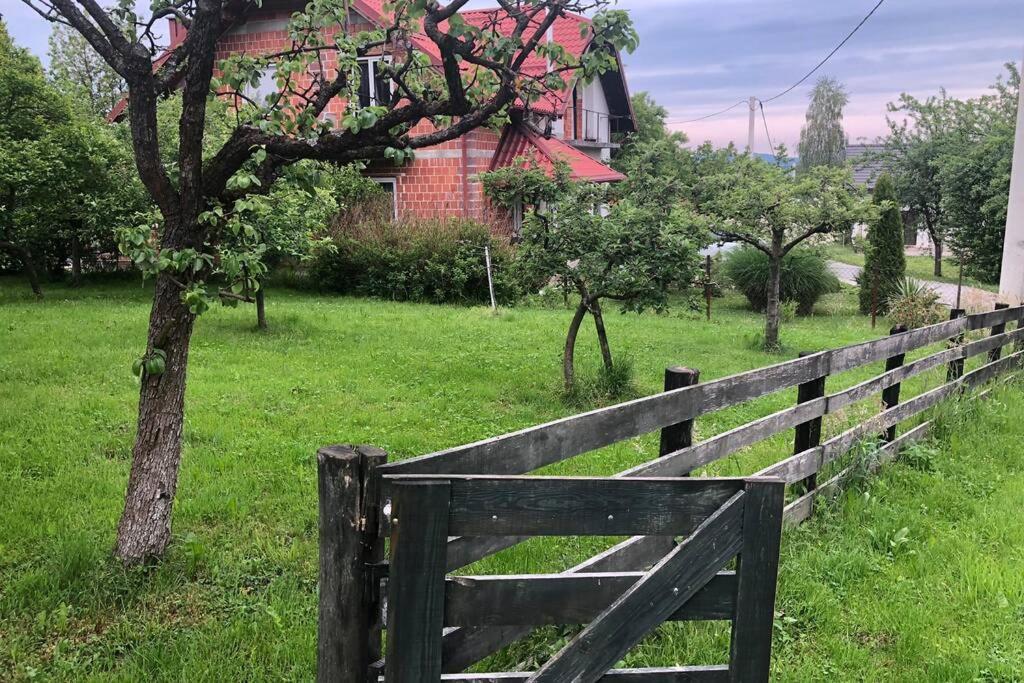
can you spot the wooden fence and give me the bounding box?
[317,303,1024,682]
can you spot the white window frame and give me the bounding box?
[356,56,392,108]
[243,63,277,106]
[371,177,398,220]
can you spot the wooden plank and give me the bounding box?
[572,534,677,573]
[826,345,958,412]
[441,536,675,672]
[966,304,1024,331]
[729,480,785,682]
[379,353,832,477]
[963,326,1024,360]
[988,303,1011,362]
[527,490,748,682]
[617,399,826,479]
[821,381,957,467]
[754,446,820,485]
[963,350,1024,389]
[445,571,737,626]
[829,316,966,374]
[445,535,529,573]
[783,421,933,526]
[385,480,450,683]
[437,666,730,682]
[387,475,747,537]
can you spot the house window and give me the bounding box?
[372,177,398,220]
[243,64,277,105]
[356,57,392,108]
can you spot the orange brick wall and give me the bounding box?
[209,7,505,224]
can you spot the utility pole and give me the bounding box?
[999,49,1024,304]
[747,96,757,153]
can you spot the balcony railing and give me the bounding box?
[572,108,629,145]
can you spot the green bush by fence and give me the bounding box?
[722,247,840,315]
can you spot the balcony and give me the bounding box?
[568,108,626,150]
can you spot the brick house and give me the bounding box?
[127,0,635,225]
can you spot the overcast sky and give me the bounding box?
[4,0,1022,154]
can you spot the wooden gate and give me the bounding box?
[383,474,785,682]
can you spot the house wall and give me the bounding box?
[211,8,503,223]
[364,124,502,221]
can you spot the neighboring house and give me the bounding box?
[846,143,932,249]
[119,1,634,226]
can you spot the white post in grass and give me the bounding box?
[999,50,1024,304]
[484,245,497,312]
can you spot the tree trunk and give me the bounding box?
[0,240,43,298]
[932,237,943,277]
[764,246,783,350]
[590,298,613,372]
[255,285,267,330]
[114,272,197,565]
[563,300,588,391]
[71,233,83,287]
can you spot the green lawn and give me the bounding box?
[825,243,998,292]
[1,277,1020,680]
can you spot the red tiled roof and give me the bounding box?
[491,124,625,183]
[459,8,592,114]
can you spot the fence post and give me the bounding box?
[793,351,826,496]
[881,325,909,443]
[317,444,387,683]
[947,308,967,382]
[659,367,700,459]
[729,478,785,683]
[989,302,1010,362]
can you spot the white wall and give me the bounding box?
[581,77,611,143]
[1000,51,1024,304]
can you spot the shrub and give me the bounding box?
[887,278,944,329]
[722,247,840,315]
[307,214,527,304]
[859,174,906,314]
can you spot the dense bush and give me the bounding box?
[887,278,944,329]
[723,247,840,315]
[308,212,526,304]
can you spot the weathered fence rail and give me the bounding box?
[318,303,1024,682]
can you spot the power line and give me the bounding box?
[662,0,886,127]
[666,99,748,124]
[758,100,775,153]
[761,0,886,103]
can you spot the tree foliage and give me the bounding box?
[872,64,1020,282]
[18,0,637,564]
[938,65,1019,283]
[797,76,848,174]
[485,160,705,389]
[702,156,870,348]
[48,22,126,117]
[859,173,906,315]
[0,21,141,293]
